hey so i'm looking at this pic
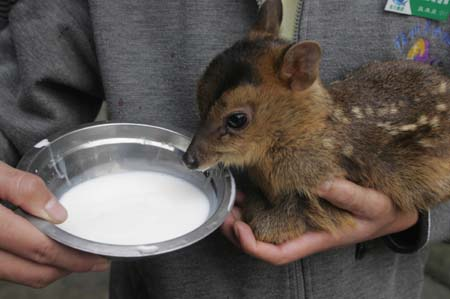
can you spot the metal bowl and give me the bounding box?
[17,122,235,258]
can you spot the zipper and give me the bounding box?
[295,258,308,299]
[258,0,304,41]
[293,0,304,41]
[292,1,307,295]
[295,3,307,296]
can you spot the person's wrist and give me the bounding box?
[384,210,429,254]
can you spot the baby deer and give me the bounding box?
[183,0,450,243]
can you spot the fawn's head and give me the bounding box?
[184,0,328,170]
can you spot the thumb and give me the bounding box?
[0,162,67,223]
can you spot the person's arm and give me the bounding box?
[0,0,107,287]
[0,0,103,157]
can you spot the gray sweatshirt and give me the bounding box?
[1,0,449,298]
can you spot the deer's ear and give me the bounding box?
[279,41,322,91]
[249,0,283,39]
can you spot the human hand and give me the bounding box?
[0,162,109,288]
[221,178,418,265]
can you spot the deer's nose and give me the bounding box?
[182,151,199,169]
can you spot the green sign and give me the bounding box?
[385,0,450,21]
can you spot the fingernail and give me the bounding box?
[44,197,68,223]
[318,179,333,195]
[91,261,111,272]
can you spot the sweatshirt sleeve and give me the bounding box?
[385,203,450,254]
[0,0,103,163]
[428,203,450,243]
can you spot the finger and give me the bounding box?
[233,221,292,265]
[235,221,351,265]
[275,231,343,262]
[0,250,69,289]
[317,178,392,219]
[0,205,110,272]
[220,207,242,247]
[379,210,419,236]
[0,162,67,223]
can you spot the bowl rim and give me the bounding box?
[17,122,236,258]
[17,121,194,172]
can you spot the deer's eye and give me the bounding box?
[226,112,248,130]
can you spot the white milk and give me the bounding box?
[56,171,210,245]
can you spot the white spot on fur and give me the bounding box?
[417,115,428,125]
[351,107,364,119]
[365,107,374,116]
[322,138,335,149]
[333,109,343,118]
[376,122,392,128]
[388,130,399,136]
[436,103,447,112]
[389,104,398,115]
[430,116,440,127]
[399,124,418,131]
[333,109,351,124]
[342,145,353,156]
[419,139,434,148]
[439,82,447,94]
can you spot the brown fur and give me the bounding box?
[184,0,450,243]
